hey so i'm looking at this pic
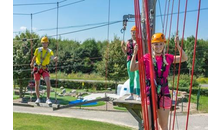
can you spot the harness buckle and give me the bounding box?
[157,84,162,94]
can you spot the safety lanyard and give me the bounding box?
[153,56,166,94]
[40,49,49,66]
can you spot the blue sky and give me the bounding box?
[13,0,208,42]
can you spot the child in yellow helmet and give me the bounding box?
[30,36,58,105]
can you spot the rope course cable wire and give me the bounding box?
[166,0,175,53]
[156,8,207,18]
[55,2,59,104]
[13,7,208,17]
[13,13,30,15]
[13,20,135,34]
[104,0,111,93]
[37,22,113,31]
[13,2,57,6]
[33,0,85,15]
[158,0,164,32]
[13,0,68,6]
[163,0,168,33]
[164,0,171,37]
[48,21,121,37]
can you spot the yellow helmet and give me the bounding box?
[151,33,166,44]
[41,36,49,43]
[131,26,136,31]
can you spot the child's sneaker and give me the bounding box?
[35,99,41,104]
[125,95,134,100]
[46,99,52,105]
[136,96,141,101]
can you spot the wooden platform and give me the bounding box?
[113,94,177,130]
[113,94,141,109]
[28,102,60,108]
[13,102,34,107]
[113,94,143,130]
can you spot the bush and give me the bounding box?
[169,87,208,96]
[196,77,208,84]
[41,79,117,91]
[168,74,200,88]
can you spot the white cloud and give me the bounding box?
[20,26,27,31]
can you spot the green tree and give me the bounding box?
[73,39,101,73]
[52,39,80,74]
[184,36,208,77]
[97,36,127,83]
[13,30,40,97]
[167,34,189,75]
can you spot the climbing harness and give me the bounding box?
[31,47,51,75]
[146,56,170,109]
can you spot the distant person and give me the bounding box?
[121,26,141,101]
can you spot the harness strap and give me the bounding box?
[153,56,166,94]
[127,39,133,58]
[147,90,170,109]
[126,39,138,61]
[40,48,49,66]
[32,62,49,75]
[146,56,169,109]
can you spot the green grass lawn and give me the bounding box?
[187,94,208,113]
[13,95,20,100]
[13,90,20,100]
[13,113,133,130]
[50,72,105,80]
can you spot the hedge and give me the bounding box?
[169,87,208,96]
[41,79,117,90]
[40,79,208,96]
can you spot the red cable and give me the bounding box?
[134,0,149,129]
[166,0,175,53]
[165,1,178,128]
[185,0,201,129]
[176,0,181,36]
[143,0,159,129]
[169,1,180,129]
[172,0,189,130]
